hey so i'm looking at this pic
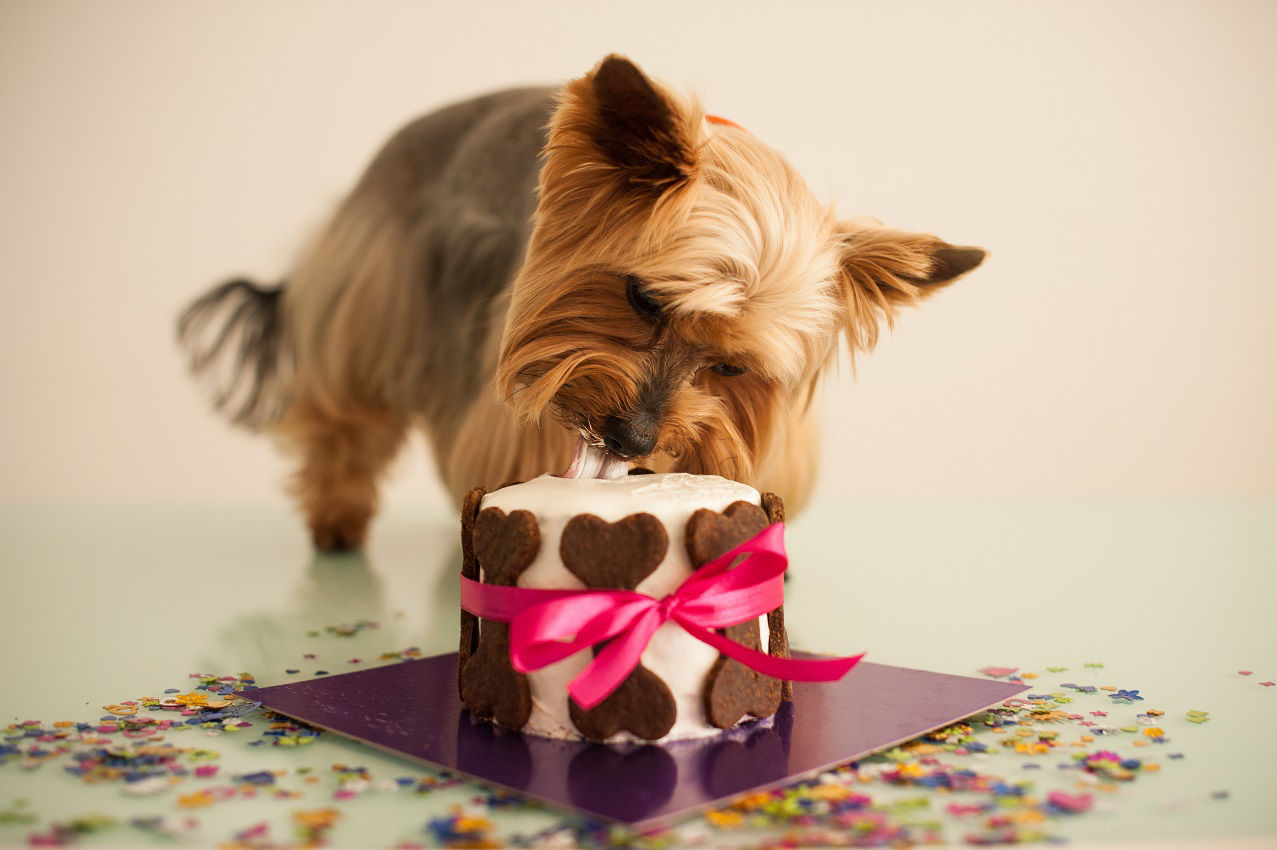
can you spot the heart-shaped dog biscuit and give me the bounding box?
[459,504,540,731]
[458,486,486,689]
[685,500,769,566]
[461,621,532,730]
[474,507,540,586]
[685,499,785,729]
[560,513,668,590]
[560,512,675,740]
[568,662,677,741]
[760,491,792,699]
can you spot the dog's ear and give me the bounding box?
[834,220,985,354]
[555,55,699,193]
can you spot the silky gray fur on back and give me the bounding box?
[298,86,556,424]
[385,87,556,424]
[179,86,556,441]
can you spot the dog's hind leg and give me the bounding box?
[275,399,408,552]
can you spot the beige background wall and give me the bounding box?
[2,0,1274,511]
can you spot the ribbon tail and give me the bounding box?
[678,617,865,683]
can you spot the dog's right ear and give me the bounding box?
[834,220,986,356]
[552,55,699,195]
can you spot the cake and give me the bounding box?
[457,471,792,742]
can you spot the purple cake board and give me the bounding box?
[244,653,1025,831]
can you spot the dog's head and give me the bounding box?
[496,56,984,480]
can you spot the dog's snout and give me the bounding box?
[602,414,658,458]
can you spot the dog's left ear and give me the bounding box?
[834,221,985,353]
[554,55,699,195]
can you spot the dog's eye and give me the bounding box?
[625,276,662,322]
[712,362,748,377]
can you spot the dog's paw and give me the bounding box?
[308,516,369,552]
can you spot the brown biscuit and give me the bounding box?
[560,513,668,590]
[561,512,676,740]
[458,505,540,731]
[769,605,793,701]
[685,500,785,728]
[457,487,485,693]
[761,491,785,525]
[685,500,770,567]
[568,662,677,741]
[702,621,783,728]
[460,622,533,730]
[473,507,541,586]
[760,491,792,700]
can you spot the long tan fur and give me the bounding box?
[179,57,984,549]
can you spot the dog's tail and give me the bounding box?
[176,277,291,429]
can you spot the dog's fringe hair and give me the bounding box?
[176,278,290,429]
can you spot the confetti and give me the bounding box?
[427,807,500,848]
[0,656,1216,849]
[1047,791,1093,813]
[311,619,380,638]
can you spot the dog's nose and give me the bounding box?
[602,414,658,458]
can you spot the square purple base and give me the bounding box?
[245,653,1025,830]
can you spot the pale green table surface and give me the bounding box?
[2,499,1275,848]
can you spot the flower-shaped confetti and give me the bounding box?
[1110,689,1144,702]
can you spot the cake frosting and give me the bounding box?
[458,471,791,742]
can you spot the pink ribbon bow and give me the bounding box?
[460,523,864,710]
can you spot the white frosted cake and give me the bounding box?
[457,471,791,742]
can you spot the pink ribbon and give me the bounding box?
[460,523,864,710]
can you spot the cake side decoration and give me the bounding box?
[457,487,485,690]
[561,513,677,740]
[457,471,865,742]
[759,491,793,700]
[685,501,783,728]
[458,507,539,731]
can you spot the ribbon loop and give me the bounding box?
[460,522,863,709]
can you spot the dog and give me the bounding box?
[178,55,984,551]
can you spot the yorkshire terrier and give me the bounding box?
[178,55,984,551]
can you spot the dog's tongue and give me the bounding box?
[561,436,629,480]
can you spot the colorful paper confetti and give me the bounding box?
[1,658,1228,848]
